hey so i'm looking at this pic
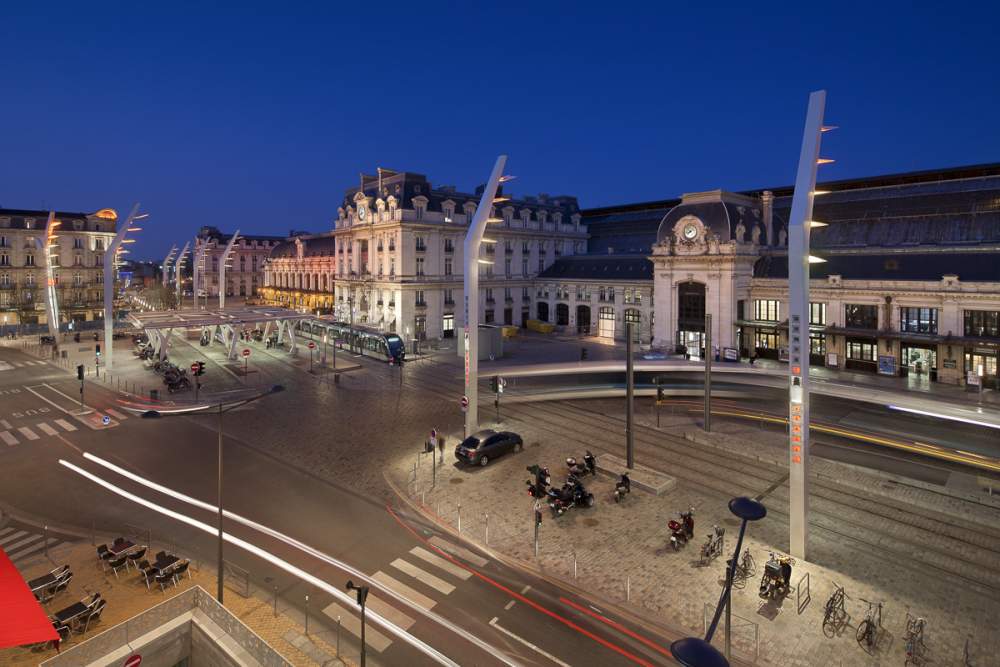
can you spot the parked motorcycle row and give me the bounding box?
[525,452,635,518]
[153,359,192,393]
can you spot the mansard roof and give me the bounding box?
[753,250,1000,282]
[268,234,336,260]
[537,255,653,281]
[655,191,766,245]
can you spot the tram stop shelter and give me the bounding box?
[128,306,310,361]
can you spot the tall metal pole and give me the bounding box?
[104,204,141,371]
[788,90,828,561]
[175,241,190,308]
[626,321,635,469]
[219,231,240,310]
[39,212,61,346]
[704,313,712,432]
[464,156,507,439]
[217,403,225,604]
[161,245,177,288]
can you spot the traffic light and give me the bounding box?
[76,364,84,381]
[196,361,205,376]
[580,347,588,360]
[490,375,499,393]
[346,579,369,606]
[95,343,101,356]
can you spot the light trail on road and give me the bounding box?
[75,452,523,667]
[58,458,471,667]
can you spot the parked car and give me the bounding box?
[39,335,56,345]
[455,429,523,467]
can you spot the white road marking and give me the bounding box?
[105,408,127,420]
[0,527,16,538]
[428,535,489,567]
[489,617,571,667]
[54,419,77,432]
[391,558,455,594]
[12,362,24,368]
[17,426,39,441]
[410,546,473,580]
[9,538,59,562]
[504,600,516,610]
[0,431,17,446]
[365,593,416,631]
[3,535,41,552]
[371,571,437,611]
[0,530,28,547]
[0,362,13,371]
[521,585,531,594]
[0,419,11,429]
[322,601,394,652]
[37,422,58,436]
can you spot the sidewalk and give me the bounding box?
[387,409,1000,667]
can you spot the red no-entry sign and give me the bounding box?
[123,655,142,667]
[190,363,199,373]
[242,348,251,358]
[308,341,316,350]
[460,395,469,411]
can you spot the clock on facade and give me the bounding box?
[682,223,698,240]
[358,206,366,221]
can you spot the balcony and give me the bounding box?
[377,244,383,252]
[485,297,496,305]
[415,301,427,308]
[444,298,455,306]
[415,244,426,253]
[444,244,454,254]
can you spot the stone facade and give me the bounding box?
[194,226,284,299]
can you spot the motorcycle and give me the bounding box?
[700,525,725,564]
[166,375,192,393]
[566,451,597,477]
[668,507,695,550]
[759,552,795,599]
[547,474,595,517]
[613,473,631,503]
[199,334,211,346]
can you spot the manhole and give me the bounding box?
[449,478,464,485]
[583,518,599,527]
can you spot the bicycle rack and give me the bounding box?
[797,572,811,614]
[703,602,759,663]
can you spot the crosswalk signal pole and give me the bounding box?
[77,364,84,412]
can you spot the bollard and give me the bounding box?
[457,504,462,532]
[273,585,278,617]
[421,491,426,506]
[574,552,577,579]
[432,456,436,487]
[304,594,309,635]
[534,519,539,557]
[626,576,631,602]
[336,616,341,656]
[44,525,48,558]
[485,513,489,546]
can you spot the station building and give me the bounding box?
[0,207,118,329]
[193,226,284,299]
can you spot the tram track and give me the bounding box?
[395,365,1000,595]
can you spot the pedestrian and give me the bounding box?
[749,354,756,367]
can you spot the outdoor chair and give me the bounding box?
[171,561,190,583]
[51,571,74,596]
[96,544,111,564]
[136,561,156,590]
[80,599,107,634]
[50,564,71,579]
[155,550,167,562]
[107,555,129,579]
[126,546,147,570]
[155,569,175,592]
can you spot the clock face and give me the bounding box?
[683,224,698,240]
[358,207,366,220]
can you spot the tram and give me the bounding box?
[300,320,406,363]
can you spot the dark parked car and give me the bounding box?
[455,429,523,467]
[39,335,56,345]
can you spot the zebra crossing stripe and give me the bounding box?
[54,419,77,432]
[409,546,473,580]
[0,530,28,547]
[3,534,42,552]
[0,527,16,538]
[321,602,394,652]
[37,422,58,436]
[371,571,437,611]
[390,558,455,594]
[17,426,39,441]
[1,431,18,446]
[0,419,12,429]
[9,537,59,563]
[364,593,416,631]
[106,408,127,420]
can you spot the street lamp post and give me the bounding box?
[346,580,370,667]
[104,204,146,371]
[671,497,767,667]
[142,384,284,604]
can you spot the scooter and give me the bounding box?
[566,451,597,477]
[700,525,725,564]
[668,508,695,550]
[613,473,631,503]
[548,475,595,517]
[759,552,795,599]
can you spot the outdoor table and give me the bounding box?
[28,572,58,594]
[53,601,89,626]
[108,540,135,556]
[154,555,179,572]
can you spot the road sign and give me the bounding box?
[460,395,469,412]
[190,362,199,373]
[242,348,251,358]
[123,655,142,667]
[308,341,316,350]
[102,415,111,426]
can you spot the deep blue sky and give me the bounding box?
[2,2,998,259]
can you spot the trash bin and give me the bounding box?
[149,389,159,401]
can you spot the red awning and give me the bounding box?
[0,548,58,648]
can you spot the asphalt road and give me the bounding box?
[0,344,680,667]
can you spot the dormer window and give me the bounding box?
[412,195,429,221]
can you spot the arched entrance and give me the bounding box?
[576,305,591,335]
[677,281,706,358]
[555,303,569,326]
[537,302,549,322]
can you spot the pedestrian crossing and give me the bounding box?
[323,541,485,654]
[0,416,91,448]
[0,523,74,568]
[0,360,48,371]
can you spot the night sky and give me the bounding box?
[2,2,998,259]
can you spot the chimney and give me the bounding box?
[761,190,774,247]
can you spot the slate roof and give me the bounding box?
[268,234,337,259]
[537,255,653,281]
[753,251,1000,282]
[655,198,767,245]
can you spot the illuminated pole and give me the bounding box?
[38,212,61,344]
[219,230,240,310]
[161,245,178,288]
[193,239,208,310]
[175,241,190,307]
[104,204,144,371]
[787,90,833,560]
[463,156,508,438]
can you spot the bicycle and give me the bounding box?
[903,614,927,666]
[821,583,848,638]
[856,598,883,654]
